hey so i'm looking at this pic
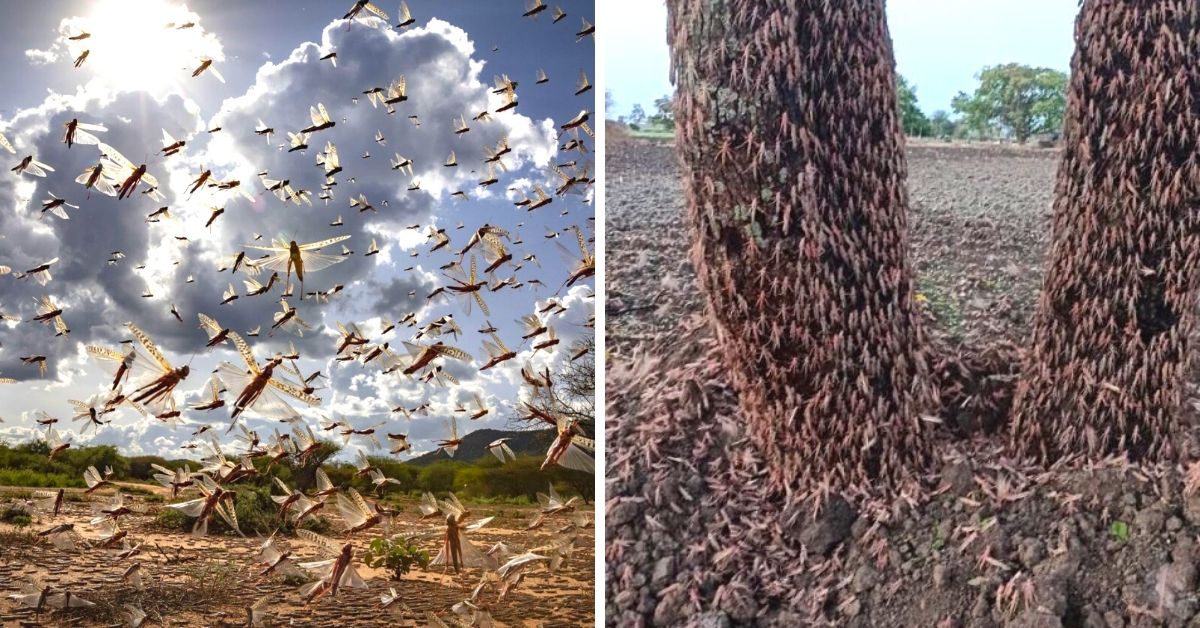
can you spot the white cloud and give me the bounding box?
[24,48,59,66]
[0,10,591,463]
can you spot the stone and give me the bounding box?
[1007,610,1064,628]
[1079,605,1106,628]
[651,556,675,588]
[608,499,641,527]
[761,610,805,627]
[1017,538,1046,569]
[614,589,637,608]
[842,596,862,618]
[1172,534,1196,563]
[1134,507,1165,536]
[972,592,991,618]
[796,495,857,556]
[1185,495,1200,527]
[695,611,732,628]
[718,586,758,624]
[1148,560,1197,623]
[852,565,877,593]
[933,563,948,589]
[653,587,687,626]
[942,460,976,496]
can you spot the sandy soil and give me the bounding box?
[605,137,1200,627]
[0,486,594,627]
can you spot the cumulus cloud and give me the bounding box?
[0,11,593,461]
[24,48,59,66]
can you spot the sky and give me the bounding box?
[0,0,596,462]
[604,0,1081,119]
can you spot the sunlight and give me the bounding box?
[78,0,222,93]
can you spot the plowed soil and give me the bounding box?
[0,487,594,627]
[605,138,1200,628]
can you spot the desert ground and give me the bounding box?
[606,137,1200,627]
[0,485,594,627]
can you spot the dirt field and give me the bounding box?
[0,486,594,627]
[606,138,1057,349]
[606,138,1200,627]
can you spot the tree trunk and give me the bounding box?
[666,0,935,497]
[1009,1,1200,462]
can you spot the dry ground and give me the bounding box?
[606,138,1200,627]
[0,486,594,627]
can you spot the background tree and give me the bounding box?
[628,103,647,129]
[289,439,342,492]
[951,63,1067,142]
[950,88,997,139]
[517,338,595,436]
[1009,2,1200,462]
[605,89,616,117]
[666,0,936,496]
[929,110,957,139]
[897,74,931,137]
[648,94,675,128]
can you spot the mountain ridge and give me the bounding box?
[403,427,555,466]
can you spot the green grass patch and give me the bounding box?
[916,275,964,337]
[0,468,82,488]
[153,486,331,537]
[628,128,675,141]
[0,528,37,547]
[1,504,32,527]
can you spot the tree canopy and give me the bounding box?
[896,74,931,137]
[951,63,1067,143]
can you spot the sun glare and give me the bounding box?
[77,0,222,93]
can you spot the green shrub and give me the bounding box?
[154,487,331,537]
[0,529,37,547]
[298,514,332,535]
[230,485,281,535]
[153,507,191,532]
[363,536,430,580]
[0,468,81,488]
[1,505,32,527]
[418,460,469,493]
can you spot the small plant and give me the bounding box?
[1110,520,1130,541]
[298,515,332,535]
[363,536,430,580]
[280,573,308,586]
[153,507,191,532]
[1,504,32,527]
[0,529,37,547]
[930,526,945,551]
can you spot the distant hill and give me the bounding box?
[405,428,555,467]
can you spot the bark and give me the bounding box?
[667,0,935,496]
[1010,1,1200,462]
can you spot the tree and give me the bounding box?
[649,94,675,128]
[929,110,957,139]
[290,439,341,492]
[629,104,647,129]
[1009,2,1200,462]
[605,89,616,119]
[950,89,996,139]
[517,338,595,436]
[666,0,935,496]
[896,74,931,137]
[951,63,1067,143]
